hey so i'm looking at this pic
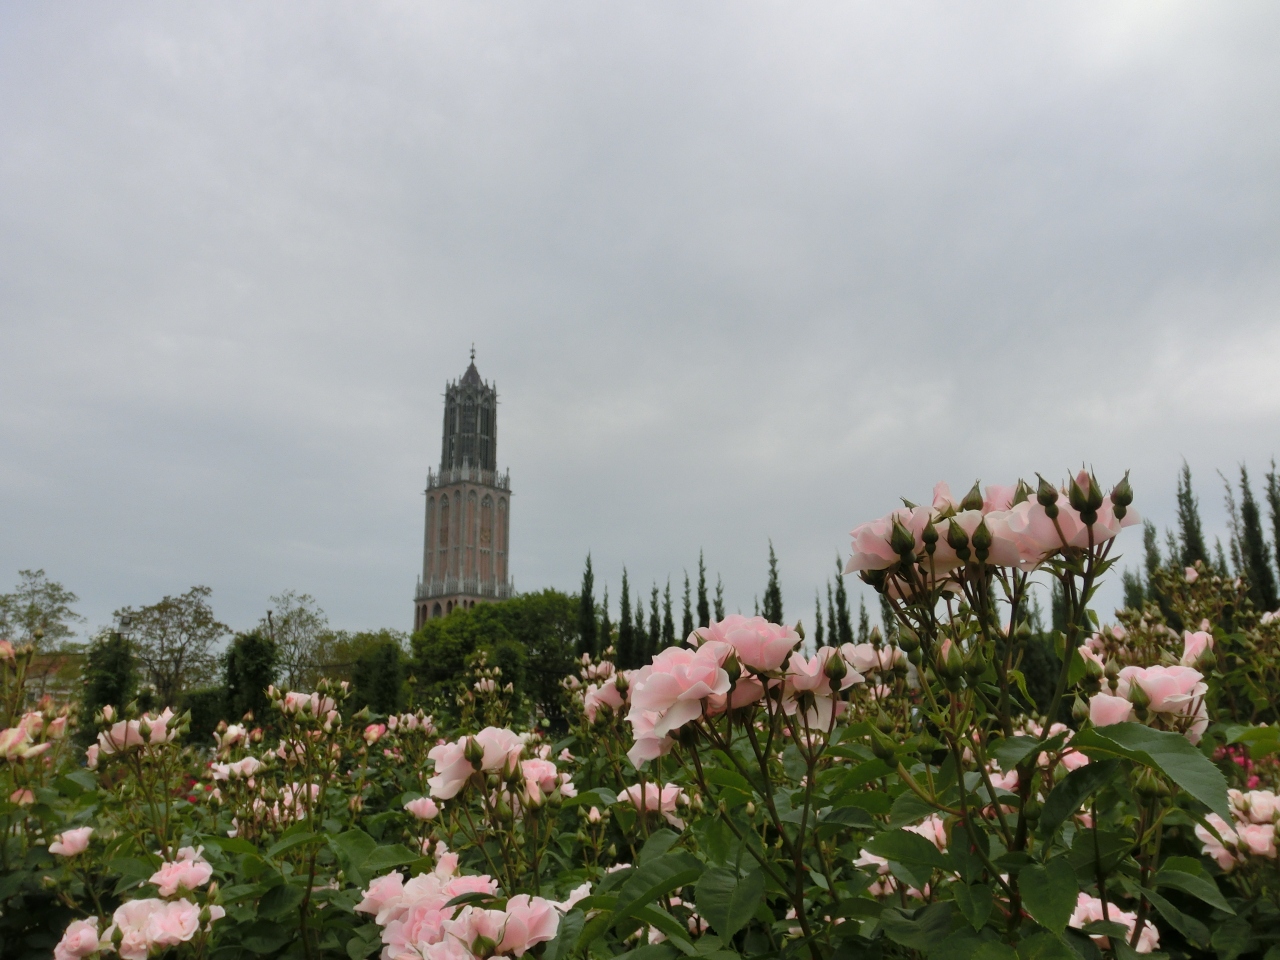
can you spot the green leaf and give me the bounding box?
[862,831,951,871]
[1212,917,1255,960]
[952,882,993,932]
[1015,932,1076,960]
[821,806,876,828]
[632,904,698,955]
[613,852,705,924]
[1141,887,1210,949]
[257,883,306,920]
[266,830,319,859]
[640,829,681,864]
[239,920,296,954]
[972,944,1018,960]
[1153,866,1234,914]
[543,909,586,960]
[889,791,937,827]
[1072,724,1231,821]
[1038,760,1120,838]
[617,946,679,960]
[345,925,381,960]
[207,836,261,857]
[1019,858,1077,934]
[700,769,756,807]
[695,867,763,940]
[991,736,1041,771]
[364,843,419,874]
[445,891,501,909]
[879,903,955,951]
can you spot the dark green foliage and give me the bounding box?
[1239,465,1279,611]
[648,586,660,660]
[879,592,896,641]
[681,573,694,642]
[813,592,825,647]
[78,630,137,743]
[697,553,710,628]
[1121,569,1145,611]
[577,554,597,658]
[599,586,611,656]
[632,602,645,669]
[713,575,725,622]
[1051,581,1067,633]
[1176,462,1208,566]
[352,639,405,715]
[411,590,577,725]
[1267,460,1280,574]
[857,597,870,644]
[761,541,783,624]
[826,582,836,643]
[661,580,675,648]
[224,629,278,725]
[179,686,227,745]
[833,558,853,646]
[1020,632,1063,717]
[617,570,634,669]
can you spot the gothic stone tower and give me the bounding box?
[414,351,513,628]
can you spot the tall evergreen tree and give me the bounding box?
[617,570,634,669]
[1220,471,1244,574]
[1214,538,1231,578]
[714,576,725,621]
[826,582,837,644]
[697,552,710,628]
[833,558,854,646]
[857,597,870,644]
[1176,462,1208,566]
[1239,465,1279,611]
[1266,460,1280,574]
[762,541,783,624]
[662,581,676,648]
[648,586,661,661]
[681,573,694,641]
[224,629,278,723]
[1121,569,1145,611]
[1051,581,1067,634]
[879,593,897,641]
[577,554,597,657]
[633,603,645,668]
[599,586,611,655]
[813,592,825,647]
[1142,521,1161,585]
[79,628,137,742]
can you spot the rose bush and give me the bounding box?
[6,468,1280,959]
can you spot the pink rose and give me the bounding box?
[1232,789,1280,824]
[781,648,863,728]
[54,917,100,960]
[500,895,561,956]
[620,782,688,829]
[150,847,212,897]
[1185,566,1200,583]
[1181,631,1214,667]
[845,506,932,573]
[1237,823,1277,859]
[147,899,201,950]
[695,615,799,672]
[106,900,164,960]
[405,796,440,820]
[841,642,904,675]
[625,645,731,765]
[473,727,525,774]
[1196,814,1242,872]
[1089,693,1134,726]
[49,826,93,857]
[583,677,627,723]
[427,740,476,800]
[354,872,407,922]
[1118,665,1206,714]
[85,744,99,770]
[363,723,387,745]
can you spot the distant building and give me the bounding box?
[414,349,513,628]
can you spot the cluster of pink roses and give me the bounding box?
[0,709,66,761]
[1069,893,1160,953]
[1196,789,1280,871]
[625,615,868,765]
[1084,646,1209,743]
[846,474,1138,578]
[356,854,585,960]
[426,727,576,810]
[209,755,261,781]
[96,706,177,758]
[619,782,689,829]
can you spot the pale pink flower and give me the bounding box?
[282,691,336,716]
[583,678,627,723]
[364,723,388,745]
[625,645,731,766]
[695,615,799,672]
[49,826,93,857]
[1195,814,1242,872]
[427,740,477,800]
[1237,823,1277,859]
[106,900,164,960]
[1181,631,1214,667]
[473,727,525,773]
[150,847,212,897]
[620,782,689,829]
[500,895,561,955]
[1185,566,1200,583]
[904,815,948,850]
[85,744,99,770]
[10,789,33,805]
[1069,893,1158,953]
[54,917,100,960]
[405,796,440,820]
[1089,693,1134,726]
[1231,789,1280,824]
[781,648,863,728]
[841,642,903,676]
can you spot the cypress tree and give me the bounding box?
[648,586,660,661]
[1239,465,1279,611]
[713,576,725,622]
[762,541,783,624]
[1214,538,1231,578]
[833,559,854,646]
[225,629,278,723]
[617,570,634,669]
[79,629,137,742]
[1051,581,1067,634]
[633,603,645,668]
[1176,462,1208,566]
[813,592,825,647]
[681,572,694,641]
[1266,460,1280,574]
[578,554,597,657]
[662,581,675,648]
[826,582,836,644]
[697,552,710,628]
[1142,521,1161,586]
[879,593,897,641]
[1221,471,1244,574]
[1121,570,1145,611]
[857,597,870,644]
[599,586,611,655]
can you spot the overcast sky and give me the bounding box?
[3,3,1279,639]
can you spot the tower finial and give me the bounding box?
[470,343,476,364]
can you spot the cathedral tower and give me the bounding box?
[414,349,513,628]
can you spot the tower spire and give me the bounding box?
[470,343,475,364]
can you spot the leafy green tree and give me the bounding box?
[662,580,675,648]
[0,569,83,650]
[833,559,854,646]
[1239,465,1278,611]
[1176,462,1208,566]
[117,586,227,706]
[260,591,329,691]
[762,542,783,624]
[696,553,710,628]
[78,628,137,742]
[224,630,278,724]
[1121,569,1145,611]
[713,576,725,622]
[352,639,404,715]
[617,570,634,669]
[577,554,597,658]
[813,593,825,647]
[681,573,694,642]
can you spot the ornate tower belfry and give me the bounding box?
[414,348,513,629]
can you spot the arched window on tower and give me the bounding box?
[480,495,493,581]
